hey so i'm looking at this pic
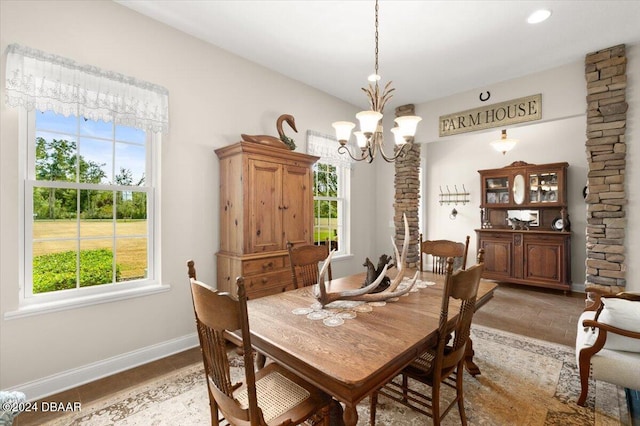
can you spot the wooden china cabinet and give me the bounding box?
[215,141,318,299]
[476,161,571,292]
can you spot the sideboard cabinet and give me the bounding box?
[475,161,571,292]
[215,142,318,298]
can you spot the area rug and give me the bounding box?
[42,325,629,425]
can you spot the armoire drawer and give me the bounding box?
[244,270,292,292]
[243,256,287,276]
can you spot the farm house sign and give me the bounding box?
[439,94,542,136]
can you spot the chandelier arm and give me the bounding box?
[377,142,410,163]
[366,144,375,163]
[338,144,370,162]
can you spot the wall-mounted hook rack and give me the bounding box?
[439,185,470,206]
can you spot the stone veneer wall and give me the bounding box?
[394,104,420,268]
[584,44,628,292]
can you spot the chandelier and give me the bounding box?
[332,0,422,163]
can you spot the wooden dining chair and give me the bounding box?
[370,250,485,426]
[419,233,470,274]
[187,261,332,426]
[287,241,331,289]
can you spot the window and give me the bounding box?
[308,131,351,256]
[24,110,156,301]
[5,44,168,310]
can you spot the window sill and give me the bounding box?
[4,284,171,320]
[329,253,354,262]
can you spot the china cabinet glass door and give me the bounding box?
[528,171,559,204]
[485,177,510,204]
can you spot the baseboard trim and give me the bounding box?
[571,282,586,293]
[3,333,199,402]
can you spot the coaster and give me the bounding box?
[307,311,329,320]
[292,307,313,315]
[326,300,361,309]
[337,311,357,319]
[323,317,344,327]
[354,304,373,313]
[369,301,386,307]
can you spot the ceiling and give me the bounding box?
[116,0,640,110]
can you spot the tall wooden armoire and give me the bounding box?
[215,141,319,298]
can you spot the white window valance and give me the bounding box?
[4,44,169,134]
[307,130,354,168]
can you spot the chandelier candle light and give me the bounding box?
[332,0,422,163]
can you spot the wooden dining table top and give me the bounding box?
[235,270,497,426]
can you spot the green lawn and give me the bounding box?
[33,219,147,280]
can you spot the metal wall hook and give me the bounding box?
[438,184,470,206]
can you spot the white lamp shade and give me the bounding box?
[354,131,368,148]
[332,121,355,142]
[393,115,422,137]
[490,129,518,154]
[356,110,383,134]
[490,139,518,154]
[390,127,406,145]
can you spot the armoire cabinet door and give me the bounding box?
[282,164,313,247]
[248,159,283,253]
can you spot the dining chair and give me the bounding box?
[187,260,332,426]
[287,241,331,289]
[419,233,470,274]
[369,249,485,426]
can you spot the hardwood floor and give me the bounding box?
[14,283,586,425]
[474,282,586,347]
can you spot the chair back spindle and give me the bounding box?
[419,234,470,274]
[287,242,331,288]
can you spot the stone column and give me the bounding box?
[394,104,420,268]
[584,44,627,292]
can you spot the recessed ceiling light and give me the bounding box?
[527,9,552,24]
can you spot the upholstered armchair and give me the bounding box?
[575,287,640,406]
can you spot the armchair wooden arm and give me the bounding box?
[583,286,606,311]
[581,319,640,340]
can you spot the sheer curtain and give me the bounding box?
[306,130,354,168]
[4,43,169,134]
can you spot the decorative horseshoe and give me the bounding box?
[479,91,491,102]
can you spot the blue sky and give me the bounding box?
[36,111,146,185]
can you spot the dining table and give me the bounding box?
[230,270,497,426]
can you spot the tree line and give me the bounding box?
[34,137,146,220]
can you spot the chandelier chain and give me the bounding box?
[374,0,379,78]
[332,0,421,163]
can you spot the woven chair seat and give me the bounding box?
[236,371,311,423]
[410,348,436,372]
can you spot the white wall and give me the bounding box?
[374,46,640,293]
[0,0,373,395]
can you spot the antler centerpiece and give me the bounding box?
[315,213,419,307]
